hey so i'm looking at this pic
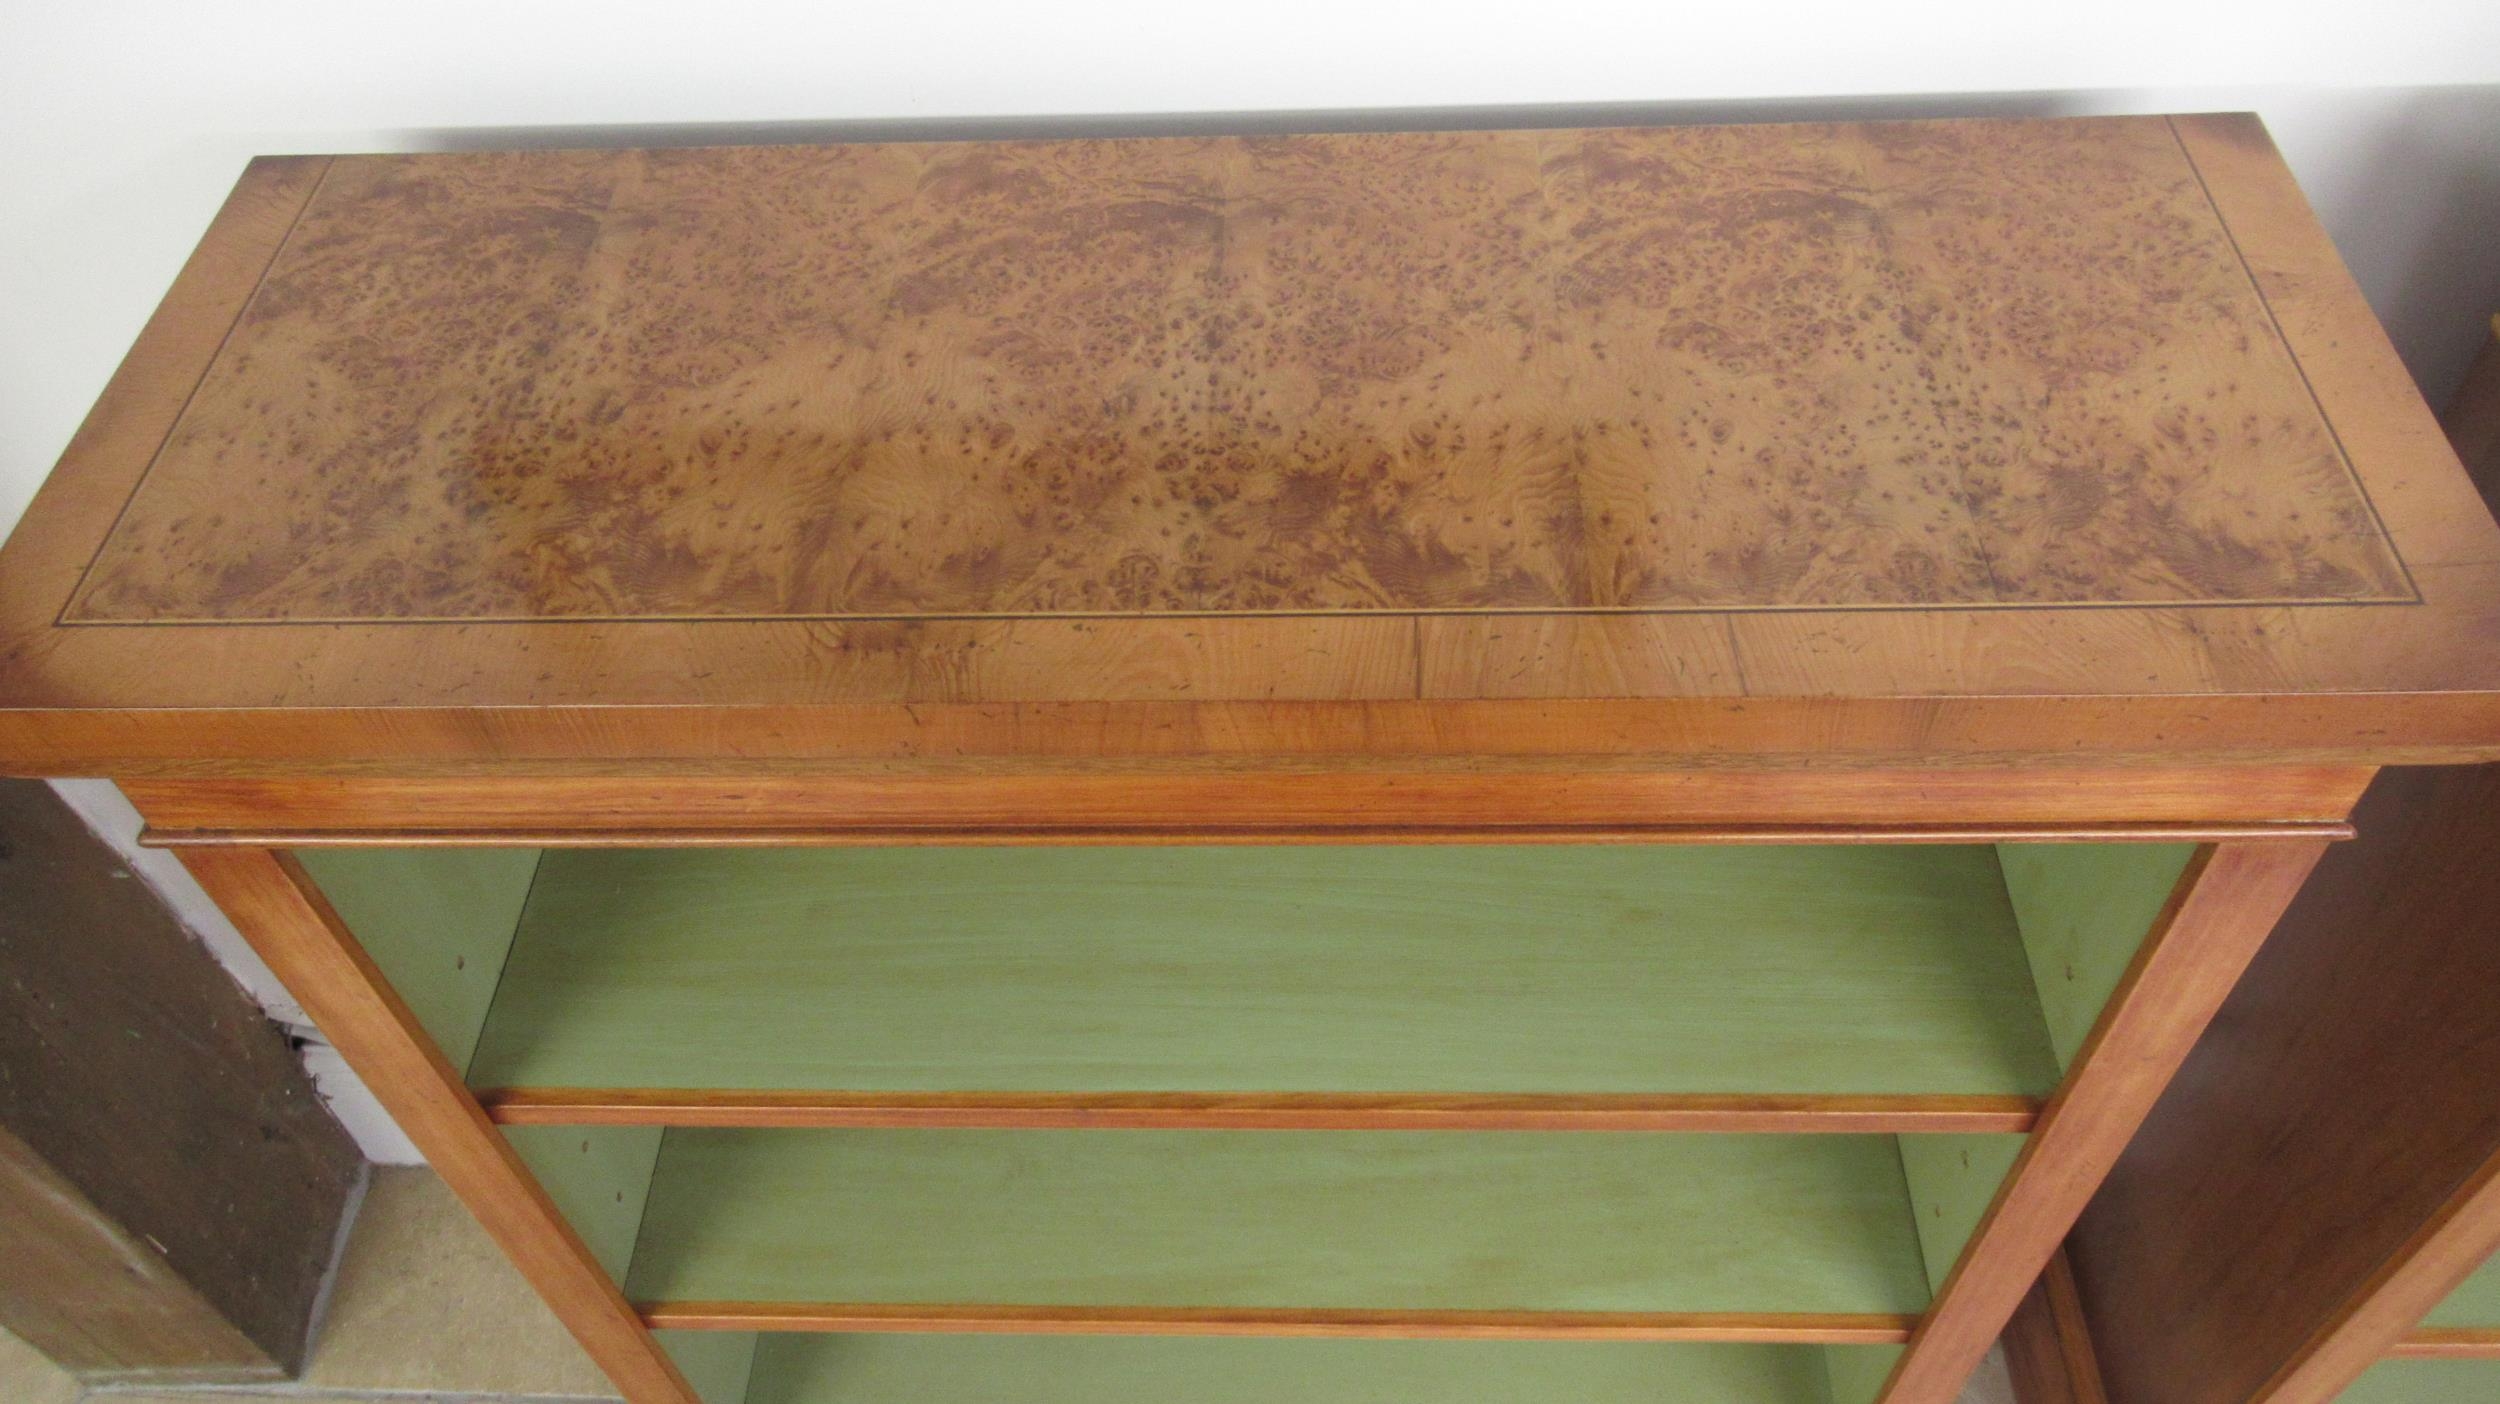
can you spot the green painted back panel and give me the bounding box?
[741,1335,1839,1404]
[1821,1344,1903,1404]
[297,848,541,1074]
[1995,844,2194,1072]
[472,845,2057,1098]
[625,1128,1931,1315]
[1896,1134,2026,1296]
[660,1330,759,1404]
[2426,1255,2500,1328]
[2337,1358,2500,1403]
[502,1125,662,1284]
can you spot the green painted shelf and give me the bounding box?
[621,1127,1936,1320]
[732,1335,1901,1404]
[2340,1359,2500,1404]
[2424,1256,2500,1330]
[448,844,2064,1102]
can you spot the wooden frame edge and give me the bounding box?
[2390,1329,2500,1359]
[1874,839,2330,1404]
[480,1089,2043,1134]
[172,848,700,1404]
[633,1301,1919,1343]
[142,821,2356,848]
[2254,1142,2500,1400]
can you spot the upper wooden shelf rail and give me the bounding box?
[3,113,2499,774]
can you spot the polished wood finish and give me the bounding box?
[170,849,702,1404]
[0,781,359,1381]
[60,127,2409,624]
[119,768,2374,844]
[483,1089,2042,1133]
[4,119,2500,773]
[638,1302,1920,1344]
[1876,840,2326,1404]
[2390,1328,2500,1359]
[2001,1252,2108,1404]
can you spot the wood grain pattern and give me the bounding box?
[118,767,2377,843]
[1874,840,2326,1404]
[0,1124,279,1383]
[0,781,360,1379]
[57,121,2401,624]
[3,118,2499,773]
[170,848,701,1404]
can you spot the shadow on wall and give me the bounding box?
[391,83,2500,406]
[2321,87,2500,404]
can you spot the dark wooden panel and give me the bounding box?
[0,779,362,1378]
[2443,315,2500,504]
[2065,763,2500,1404]
[2003,1251,2108,1404]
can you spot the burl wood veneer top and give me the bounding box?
[4,113,2499,771]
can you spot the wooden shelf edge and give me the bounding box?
[634,1302,1921,1343]
[480,1089,2042,1133]
[2389,1329,2500,1359]
[143,821,2356,848]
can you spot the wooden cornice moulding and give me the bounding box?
[116,766,2373,844]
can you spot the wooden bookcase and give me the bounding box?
[2060,323,2500,1404]
[3,114,2497,1404]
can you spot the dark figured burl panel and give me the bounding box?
[63,117,2409,623]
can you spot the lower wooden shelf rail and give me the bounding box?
[163,819,2330,1404]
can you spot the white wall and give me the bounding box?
[4,1,2499,1161]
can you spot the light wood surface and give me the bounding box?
[623,1127,1932,1324]
[171,848,702,1404]
[451,845,2059,1109]
[4,117,2499,772]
